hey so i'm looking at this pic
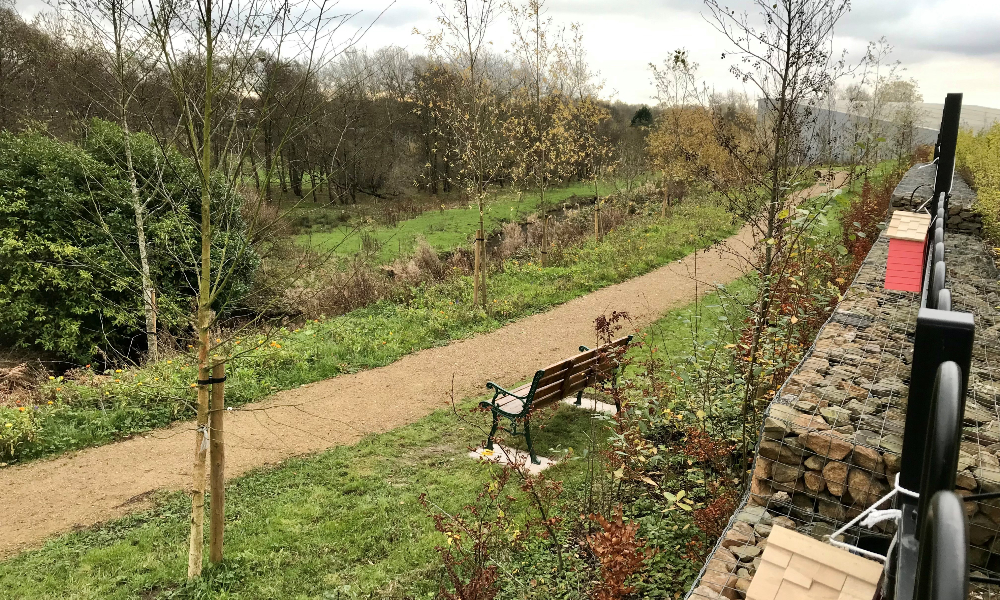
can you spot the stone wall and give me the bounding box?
[687,167,1000,599]
[890,162,983,235]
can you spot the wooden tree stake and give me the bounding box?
[209,361,225,564]
[473,228,482,305]
[479,229,487,307]
[594,198,601,241]
[541,216,549,266]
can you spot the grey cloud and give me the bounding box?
[547,0,702,17]
[345,2,434,29]
[838,0,1000,57]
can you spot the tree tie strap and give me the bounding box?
[196,376,227,386]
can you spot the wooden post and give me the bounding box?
[594,198,601,241]
[540,216,548,266]
[473,228,482,305]
[209,362,225,564]
[479,229,487,307]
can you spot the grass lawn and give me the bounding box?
[0,282,748,600]
[9,198,736,464]
[294,180,626,263]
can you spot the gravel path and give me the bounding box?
[0,176,846,558]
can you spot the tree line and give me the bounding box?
[1,0,648,207]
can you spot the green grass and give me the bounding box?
[0,278,752,599]
[7,198,736,465]
[295,180,624,263]
[0,398,611,599]
[819,159,905,240]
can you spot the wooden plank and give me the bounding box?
[534,372,593,403]
[492,336,632,411]
[559,354,602,379]
[534,387,583,408]
[535,359,575,388]
[536,352,602,388]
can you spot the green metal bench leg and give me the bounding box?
[486,411,499,450]
[523,416,540,465]
[575,390,583,406]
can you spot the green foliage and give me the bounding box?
[0,130,133,360]
[12,197,735,463]
[296,180,621,263]
[957,122,1000,241]
[0,121,258,362]
[630,106,653,128]
[0,406,39,462]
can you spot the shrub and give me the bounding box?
[956,122,1000,241]
[587,507,654,600]
[0,122,258,362]
[0,406,38,462]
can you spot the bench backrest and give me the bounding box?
[529,335,632,409]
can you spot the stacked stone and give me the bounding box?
[685,168,1000,600]
[890,162,982,235]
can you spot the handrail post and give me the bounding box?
[932,93,962,214]
[891,310,973,600]
[899,309,974,495]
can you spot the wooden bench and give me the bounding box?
[479,335,633,464]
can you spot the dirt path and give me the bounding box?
[0,175,846,558]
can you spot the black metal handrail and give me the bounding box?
[889,93,977,600]
[914,491,969,600]
[916,362,964,536]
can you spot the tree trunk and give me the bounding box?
[122,117,158,362]
[478,215,487,308]
[263,128,274,202]
[189,3,215,575]
[540,215,549,266]
[189,308,211,578]
[250,150,262,197]
[278,152,287,194]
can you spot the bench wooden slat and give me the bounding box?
[534,364,574,389]
[534,371,594,406]
[532,337,631,405]
[534,337,629,387]
[537,356,596,389]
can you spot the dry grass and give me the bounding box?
[0,360,45,407]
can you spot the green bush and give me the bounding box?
[0,406,39,462]
[957,122,1000,241]
[0,122,258,362]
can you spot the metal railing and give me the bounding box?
[886,92,979,600]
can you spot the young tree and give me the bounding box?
[141,0,361,576]
[843,38,901,181]
[419,0,504,306]
[703,0,850,465]
[647,49,706,210]
[507,0,558,262]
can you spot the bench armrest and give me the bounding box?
[579,345,591,352]
[485,381,527,404]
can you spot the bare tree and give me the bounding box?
[139,0,366,576]
[419,0,504,306]
[704,0,849,465]
[60,0,165,360]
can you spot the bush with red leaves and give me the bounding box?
[587,506,655,600]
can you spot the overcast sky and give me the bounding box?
[15,0,1000,108]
